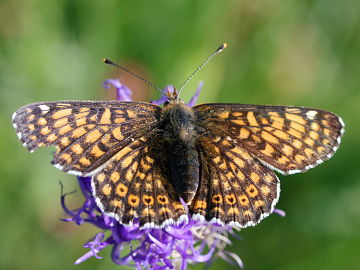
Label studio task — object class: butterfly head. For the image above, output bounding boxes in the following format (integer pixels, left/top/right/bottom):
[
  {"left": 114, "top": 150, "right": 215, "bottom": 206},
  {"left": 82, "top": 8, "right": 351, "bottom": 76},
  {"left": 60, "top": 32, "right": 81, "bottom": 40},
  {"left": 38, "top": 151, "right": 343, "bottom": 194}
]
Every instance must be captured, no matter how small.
[
  {"left": 162, "top": 85, "right": 188, "bottom": 107},
  {"left": 104, "top": 43, "right": 227, "bottom": 106},
  {"left": 164, "top": 85, "right": 179, "bottom": 101}
]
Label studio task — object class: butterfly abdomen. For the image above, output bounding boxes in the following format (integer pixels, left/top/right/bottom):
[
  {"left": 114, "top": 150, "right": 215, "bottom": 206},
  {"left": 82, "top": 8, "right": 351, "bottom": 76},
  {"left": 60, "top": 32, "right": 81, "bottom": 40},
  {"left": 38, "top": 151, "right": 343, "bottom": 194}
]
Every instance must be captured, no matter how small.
[{"left": 159, "top": 101, "right": 200, "bottom": 203}]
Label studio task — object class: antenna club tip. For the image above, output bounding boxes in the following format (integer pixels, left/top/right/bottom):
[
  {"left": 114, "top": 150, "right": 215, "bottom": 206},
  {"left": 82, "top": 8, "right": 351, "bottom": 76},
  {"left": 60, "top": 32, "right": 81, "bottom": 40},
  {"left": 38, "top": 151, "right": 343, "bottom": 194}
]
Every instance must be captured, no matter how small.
[
  {"left": 102, "top": 58, "right": 113, "bottom": 64},
  {"left": 216, "top": 43, "right": 228, "bottom": 52}
]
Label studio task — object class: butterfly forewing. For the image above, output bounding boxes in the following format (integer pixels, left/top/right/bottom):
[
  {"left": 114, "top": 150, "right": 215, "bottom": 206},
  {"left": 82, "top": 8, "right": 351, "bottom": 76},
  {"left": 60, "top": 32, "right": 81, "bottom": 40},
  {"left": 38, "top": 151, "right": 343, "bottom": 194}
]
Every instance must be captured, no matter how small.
[
  {"left": 194, "top": 104, "right": 344, "bottom": 175},
  {"left": 12, "top": 101, "right": 161, "bottom": 175}
]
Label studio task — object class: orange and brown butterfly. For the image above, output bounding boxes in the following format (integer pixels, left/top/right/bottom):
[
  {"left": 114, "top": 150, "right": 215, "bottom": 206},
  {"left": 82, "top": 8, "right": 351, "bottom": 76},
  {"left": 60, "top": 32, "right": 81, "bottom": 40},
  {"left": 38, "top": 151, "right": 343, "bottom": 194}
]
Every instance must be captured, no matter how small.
[{"left": 11, "top": 45, "right": 345, "bottom": 229}]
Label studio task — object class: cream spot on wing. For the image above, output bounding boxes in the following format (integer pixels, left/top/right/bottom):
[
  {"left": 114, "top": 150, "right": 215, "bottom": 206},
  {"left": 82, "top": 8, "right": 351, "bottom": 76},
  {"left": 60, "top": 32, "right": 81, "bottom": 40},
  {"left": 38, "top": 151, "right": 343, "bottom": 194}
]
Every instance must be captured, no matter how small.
[
  {"left": 306, "top": 110, "right": 318, "bottom": 119},
  {"left": 38, "top": 105, "right": 50, "bottom": 113}
]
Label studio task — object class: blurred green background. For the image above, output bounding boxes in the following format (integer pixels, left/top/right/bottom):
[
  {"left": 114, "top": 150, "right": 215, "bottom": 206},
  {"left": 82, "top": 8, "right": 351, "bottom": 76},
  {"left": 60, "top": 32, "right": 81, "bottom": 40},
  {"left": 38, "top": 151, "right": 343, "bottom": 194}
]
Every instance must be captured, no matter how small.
[{"left": 1, "top": 0, "right": 359, "bottom": 269}]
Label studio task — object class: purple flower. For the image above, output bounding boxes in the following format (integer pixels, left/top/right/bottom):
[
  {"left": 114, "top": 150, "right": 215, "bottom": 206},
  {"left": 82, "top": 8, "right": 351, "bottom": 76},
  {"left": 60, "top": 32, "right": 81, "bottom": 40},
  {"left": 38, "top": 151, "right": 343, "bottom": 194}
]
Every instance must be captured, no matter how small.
[
  {"left": 62, "top": 177, "right": 244, "bottom": 269},
  {"left": 61, "top": 79, "right": 284, "bottom": 269},
  {"left": 103, "top": 79, "right": 132, "bottom": 101}
]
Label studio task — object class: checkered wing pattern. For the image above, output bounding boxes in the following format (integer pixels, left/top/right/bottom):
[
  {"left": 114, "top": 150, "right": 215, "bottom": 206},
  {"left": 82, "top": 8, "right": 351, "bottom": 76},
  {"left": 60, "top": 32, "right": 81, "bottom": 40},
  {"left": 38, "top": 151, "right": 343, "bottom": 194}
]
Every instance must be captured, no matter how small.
[
  {"left": 191, "top": 135, "right": 280, "bottom": 227},
  {"left": 92, "top": 137, "right": 187, "bottom": 228},
  {"left": 13, "top": 101, "right": 187, "bottom": 227},
  {"left": 194, "top": 104, "right": 344, "bottom": 175},
  {"left": 12, "top": 101, "right": 161, "bottom": 176}
]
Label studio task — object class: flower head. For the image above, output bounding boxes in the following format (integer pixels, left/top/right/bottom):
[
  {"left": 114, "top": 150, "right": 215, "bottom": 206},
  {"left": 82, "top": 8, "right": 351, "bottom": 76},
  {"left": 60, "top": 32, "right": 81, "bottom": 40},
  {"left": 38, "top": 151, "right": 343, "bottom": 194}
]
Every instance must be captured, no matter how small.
[{"left": 62, "top": 176, "right": 243, "bottom": 269}]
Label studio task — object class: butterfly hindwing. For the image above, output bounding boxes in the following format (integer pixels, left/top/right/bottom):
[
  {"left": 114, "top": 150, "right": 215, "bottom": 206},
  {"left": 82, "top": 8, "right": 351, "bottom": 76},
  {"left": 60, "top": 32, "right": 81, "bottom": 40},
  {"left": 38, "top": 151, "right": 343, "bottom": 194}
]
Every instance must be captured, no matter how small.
[
  {"left": 194, "top": 103, "right": 344, "bottom": 175},
  {"left": 92, "top": 137, "right": 187, "bottom": 228},
  {"left": 12, "top": 101, "right": 161, "bottom": 175},
  {"left": 191, "top": 135, "right": 279, "bottom": 227}
]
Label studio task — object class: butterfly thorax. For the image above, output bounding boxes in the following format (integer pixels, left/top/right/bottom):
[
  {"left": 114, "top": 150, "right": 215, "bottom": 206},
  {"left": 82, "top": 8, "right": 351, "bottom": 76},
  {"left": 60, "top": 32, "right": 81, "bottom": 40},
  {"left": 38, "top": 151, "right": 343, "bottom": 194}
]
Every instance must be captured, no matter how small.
[
  {"left": 161, "top": 99, "right": 196, "bottom": 141},
  {"left": 157, "top": 100, "right": 199, "bottom": 204}
]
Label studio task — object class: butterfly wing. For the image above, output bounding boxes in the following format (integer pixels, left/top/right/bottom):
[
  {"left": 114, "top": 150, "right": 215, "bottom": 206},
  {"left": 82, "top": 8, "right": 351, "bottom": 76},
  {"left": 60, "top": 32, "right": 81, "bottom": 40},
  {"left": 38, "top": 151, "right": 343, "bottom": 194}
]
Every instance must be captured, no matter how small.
[
  {"left": 194, "top": 103, "right": 344, "bottom": 175},
  {"left": 92, "top": 136, "right": 187, "bottom": 228},
  {"left": 12, "top": 101, "right": 161, "bottom": 176},
  {"left": 12, "top": 100, "right": 187, "bottom": 227},
  {"left": 191, "top": 135, "right": 280, "bottom": 227}
]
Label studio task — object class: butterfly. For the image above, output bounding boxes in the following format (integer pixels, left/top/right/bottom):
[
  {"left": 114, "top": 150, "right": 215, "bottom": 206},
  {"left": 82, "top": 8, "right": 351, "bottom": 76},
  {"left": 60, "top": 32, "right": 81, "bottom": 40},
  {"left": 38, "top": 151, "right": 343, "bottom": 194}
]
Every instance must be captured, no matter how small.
[{"left": 12, "top": 86, "right": 344, "bottom": 229}]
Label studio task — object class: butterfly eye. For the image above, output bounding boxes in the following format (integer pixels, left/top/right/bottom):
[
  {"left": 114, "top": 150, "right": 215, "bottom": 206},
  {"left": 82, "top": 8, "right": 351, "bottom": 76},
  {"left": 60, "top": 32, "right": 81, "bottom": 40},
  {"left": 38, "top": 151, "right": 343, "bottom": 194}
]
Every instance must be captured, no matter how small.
[{"left": 164, "top": 101, "right": 170, "bottom": 106}]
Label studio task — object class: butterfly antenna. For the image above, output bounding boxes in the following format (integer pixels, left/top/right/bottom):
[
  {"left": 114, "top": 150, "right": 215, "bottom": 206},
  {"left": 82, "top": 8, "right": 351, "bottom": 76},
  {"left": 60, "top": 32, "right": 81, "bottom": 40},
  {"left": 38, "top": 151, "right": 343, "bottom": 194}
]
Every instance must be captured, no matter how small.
[
  {"left": 102, "top": 58, "right": 163, "bottom": 93},
  {"left": 177, "top": 43, "right": 227, "bottom": 96}
]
